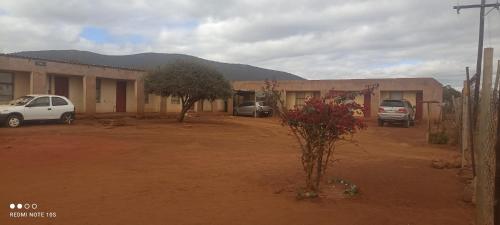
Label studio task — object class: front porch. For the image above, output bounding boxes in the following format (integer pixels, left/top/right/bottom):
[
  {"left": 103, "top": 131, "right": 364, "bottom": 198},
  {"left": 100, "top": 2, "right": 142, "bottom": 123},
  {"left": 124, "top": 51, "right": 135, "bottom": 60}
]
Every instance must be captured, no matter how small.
[{"left": 0, "top": 70, "right": 144, "bottom": 116}]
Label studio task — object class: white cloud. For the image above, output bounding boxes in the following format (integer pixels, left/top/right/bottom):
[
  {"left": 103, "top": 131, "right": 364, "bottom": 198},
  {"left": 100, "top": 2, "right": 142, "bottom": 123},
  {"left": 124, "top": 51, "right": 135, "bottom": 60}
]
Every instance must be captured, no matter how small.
[{"left": 0, "top": 0, "right": 499, "bottom": 87}]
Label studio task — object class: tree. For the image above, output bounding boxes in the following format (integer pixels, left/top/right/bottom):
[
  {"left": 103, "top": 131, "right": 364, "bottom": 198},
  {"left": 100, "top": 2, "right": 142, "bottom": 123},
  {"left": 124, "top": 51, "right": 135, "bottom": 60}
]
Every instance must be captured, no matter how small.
[
  {"left": 262, "top": 80, "right": 373, "bottom": 196},
  {"left": 145, "top": 61, "right": 232, "bottom": 122}
]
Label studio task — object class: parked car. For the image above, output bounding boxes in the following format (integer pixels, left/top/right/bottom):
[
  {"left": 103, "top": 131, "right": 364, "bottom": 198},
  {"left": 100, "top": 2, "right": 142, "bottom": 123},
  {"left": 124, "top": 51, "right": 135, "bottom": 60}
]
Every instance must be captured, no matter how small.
[
  {"left": 0, "top": 95, "right": 75, "bottom": 128},
  {"left": 234, "top": 101, "right": 273, "bottom": 117},
  {"left": 377, "top": 99, "right": 415, "bottom": 128}
]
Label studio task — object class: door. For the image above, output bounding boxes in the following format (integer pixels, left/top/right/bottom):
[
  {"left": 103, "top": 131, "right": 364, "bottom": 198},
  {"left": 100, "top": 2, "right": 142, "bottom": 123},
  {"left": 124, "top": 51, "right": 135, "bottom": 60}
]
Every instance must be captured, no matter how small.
[
  {"left": 23, "top": 96, "right": 53, "bottom": 120},
  {"left": 54, "top": 77, "right": 69, "bottom": 97},
  {"left": 116, "top": 81, "right": 127, "bottom": 112},
  {"left": 51, "top": 96, "right": 70, "bottom": 119},
  {"left": 415, "top": 91, "right": 423, "bottom": 120},
  {"left": 363, "top": 93, "right": 371, "bottom": 117}
]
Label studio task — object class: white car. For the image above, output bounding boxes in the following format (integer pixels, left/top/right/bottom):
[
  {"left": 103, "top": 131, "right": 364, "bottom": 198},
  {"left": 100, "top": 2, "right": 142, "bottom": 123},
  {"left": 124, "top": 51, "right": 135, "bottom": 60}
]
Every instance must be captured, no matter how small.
[{"left": 0, "top": 95, "right": 75, "bottom": 128}]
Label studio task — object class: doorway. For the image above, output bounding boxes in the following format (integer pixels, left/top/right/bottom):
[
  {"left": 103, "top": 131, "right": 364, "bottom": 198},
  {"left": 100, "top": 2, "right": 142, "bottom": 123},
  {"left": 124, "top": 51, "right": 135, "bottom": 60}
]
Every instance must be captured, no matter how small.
[
  {"left": 54, "top": 77, "right": 69, "bottom": 97},
  {"left": 116, "top": 81, "right": 127, "bottom": 112}
]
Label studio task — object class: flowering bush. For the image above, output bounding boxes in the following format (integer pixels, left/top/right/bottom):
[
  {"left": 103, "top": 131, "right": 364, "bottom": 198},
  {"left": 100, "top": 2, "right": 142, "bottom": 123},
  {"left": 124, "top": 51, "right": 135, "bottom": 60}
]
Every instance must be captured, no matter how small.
[
  {"left": 284, "top": 97, "right": 366, "bottom": 193},
  {"left": 262, "top": 80, "right": 376, "bottom": 196}
]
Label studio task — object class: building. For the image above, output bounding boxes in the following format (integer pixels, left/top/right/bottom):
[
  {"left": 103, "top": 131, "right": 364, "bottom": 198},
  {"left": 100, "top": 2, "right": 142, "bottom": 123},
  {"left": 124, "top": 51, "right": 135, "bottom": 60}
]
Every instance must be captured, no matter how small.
[
  {"left": 230, "top": 78, "right": 443, "bottom": 120},
  {"left": 0, "top": 54, "right": 146, "bottom": 115},
  {"left": 0, "top": 54, "right": 443, "bottom": 120}
]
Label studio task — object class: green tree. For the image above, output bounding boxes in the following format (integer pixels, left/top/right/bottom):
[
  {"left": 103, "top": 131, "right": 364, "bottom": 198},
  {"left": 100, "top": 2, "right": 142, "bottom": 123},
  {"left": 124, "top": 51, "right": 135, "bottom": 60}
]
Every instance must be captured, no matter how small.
[{"left": 145, "top": 61, "right": 232, "bottom": 122}]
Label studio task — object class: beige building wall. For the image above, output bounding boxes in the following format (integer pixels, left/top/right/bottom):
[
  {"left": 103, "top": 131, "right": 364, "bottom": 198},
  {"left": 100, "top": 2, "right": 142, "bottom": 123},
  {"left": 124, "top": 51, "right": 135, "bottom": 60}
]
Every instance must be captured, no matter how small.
[
  {"left": 96, "top": 79, "right": 117, "bottom": 113},
  {"left": 202, "top": 99, "right": 213, "bottom": 112},
  {"left": 13, "top": 72, "right": 30, "bottom": 98},
  {"left": 68, "top": 76, "right": 84, "bottom": 113},
  {"left": 144, "top": 94, "right": 161, "bottom": 113},
  {"left": 126, "top": 80, "right": 137, "bottom": 113},
  {"left": 167, "top": 96, "right": 183, "bottom": 112},
  {"left": 213, "top": 99, "right": 225, "bottom": 112}
]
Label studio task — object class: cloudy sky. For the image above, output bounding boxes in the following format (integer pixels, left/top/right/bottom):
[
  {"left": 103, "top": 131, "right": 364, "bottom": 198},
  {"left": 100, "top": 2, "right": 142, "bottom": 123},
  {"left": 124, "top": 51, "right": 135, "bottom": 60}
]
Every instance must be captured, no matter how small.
[{"left": 0, "top": 0, "right": 499, "bottom": 87}]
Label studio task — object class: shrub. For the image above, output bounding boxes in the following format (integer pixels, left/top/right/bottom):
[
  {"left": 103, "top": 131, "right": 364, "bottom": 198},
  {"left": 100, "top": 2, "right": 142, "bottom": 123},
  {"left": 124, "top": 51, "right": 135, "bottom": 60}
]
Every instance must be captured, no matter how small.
[
  {"left": 262, "top": 80, "right": 375, "bottom": 194},
  {"left": 284, "top": 98, "right": 366, "bottom": 193},
  {"left": 429, "top": 131, "right": 449, "bottom": 144}
]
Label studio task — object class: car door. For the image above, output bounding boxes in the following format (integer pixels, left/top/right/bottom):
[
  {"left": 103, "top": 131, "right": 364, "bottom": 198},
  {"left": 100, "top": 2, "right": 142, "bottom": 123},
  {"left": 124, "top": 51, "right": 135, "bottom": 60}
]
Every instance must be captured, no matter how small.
[
  {"left": 23, "top": 96, "right": 53, "bottom": 120},
  {"left": 237, "top": 102, "right": 248, "bottom": 115},
  {"left": 242, "top": 102, "right": 254, "bottom": 115},
  {"left": 51, "top": 96, "right": 70, "bottom": 119}
]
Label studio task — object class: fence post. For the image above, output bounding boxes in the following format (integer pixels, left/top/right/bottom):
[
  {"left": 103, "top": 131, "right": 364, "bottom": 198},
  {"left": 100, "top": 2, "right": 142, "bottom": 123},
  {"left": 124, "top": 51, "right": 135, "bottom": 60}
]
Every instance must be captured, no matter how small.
[
  {"left": 475, "top": 47, "right": 495, "bottom": 225},
  {"left": 466, "top": 68, "right": 476, "bottom": 176},
  {"left": 495, "top": 60, "right": 500, "bottom": 225},
  {"left": 462, "top": 81, "right": 470, "bottom": 168}
]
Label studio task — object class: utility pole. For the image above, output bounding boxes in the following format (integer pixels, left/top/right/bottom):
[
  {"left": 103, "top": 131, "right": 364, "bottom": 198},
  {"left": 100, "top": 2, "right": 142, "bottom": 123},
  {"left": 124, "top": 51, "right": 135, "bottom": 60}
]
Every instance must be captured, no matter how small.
[
  {"left": 454, "top": 2, "right": 500, "bottom": 225},
  {"left": 454, "top": 0, "right": 500, "bottom": 126}
]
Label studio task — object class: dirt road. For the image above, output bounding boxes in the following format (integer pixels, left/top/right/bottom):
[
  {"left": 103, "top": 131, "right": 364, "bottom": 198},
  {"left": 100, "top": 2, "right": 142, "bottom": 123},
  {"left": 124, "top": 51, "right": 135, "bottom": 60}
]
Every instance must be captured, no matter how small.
[{"left": 0, "top": 116, "right": 472, "bottom": 225}]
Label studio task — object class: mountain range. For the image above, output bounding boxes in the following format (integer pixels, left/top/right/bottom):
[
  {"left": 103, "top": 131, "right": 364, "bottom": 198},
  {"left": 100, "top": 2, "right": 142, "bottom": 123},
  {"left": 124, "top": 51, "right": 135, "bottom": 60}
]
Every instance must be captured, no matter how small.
[{"left": 11, "top": 50, "right": 305, "bottom": 81}]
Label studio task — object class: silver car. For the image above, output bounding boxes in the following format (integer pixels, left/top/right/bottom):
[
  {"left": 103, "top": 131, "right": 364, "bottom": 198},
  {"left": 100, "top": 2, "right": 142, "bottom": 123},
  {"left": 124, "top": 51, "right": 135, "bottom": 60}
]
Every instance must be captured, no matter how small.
[
  {"left": 234, "top": 101, "right": 273, "bottom": 117},
  {"left": 377, "top": 99, "right": 415, "bottom": 128}
]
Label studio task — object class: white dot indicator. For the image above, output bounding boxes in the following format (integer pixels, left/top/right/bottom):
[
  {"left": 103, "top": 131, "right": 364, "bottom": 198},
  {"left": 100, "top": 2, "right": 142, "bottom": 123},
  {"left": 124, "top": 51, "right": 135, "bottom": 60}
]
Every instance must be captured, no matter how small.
[
  {"left": 9, "top": 204, "right": 15, "bottom": 209},
  {"left": 17, "top": 204, "right": 22, "bottom": 209}
]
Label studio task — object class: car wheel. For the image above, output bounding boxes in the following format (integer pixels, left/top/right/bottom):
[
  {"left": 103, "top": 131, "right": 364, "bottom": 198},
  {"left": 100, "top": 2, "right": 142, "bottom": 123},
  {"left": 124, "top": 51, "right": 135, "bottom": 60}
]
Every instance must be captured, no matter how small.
[
  {"left": 60, "top": 112, "right": 74, "bottom": 125},
  {"left": 378, "top": 119, "right": 384, "bottom": 127},
  {"left": 6, "top": 114, "right": 22, "bottom": 128}
]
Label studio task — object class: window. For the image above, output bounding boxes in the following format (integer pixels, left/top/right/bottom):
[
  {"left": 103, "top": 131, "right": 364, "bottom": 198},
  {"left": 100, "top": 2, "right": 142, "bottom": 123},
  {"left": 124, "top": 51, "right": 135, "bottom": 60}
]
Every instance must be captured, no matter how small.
[
  {"left": 389, "top": 91, "right": 403, "bottom": 100},
  {"left": 0, "top": 73, "right": 13, "bottom": 104},
  {"left": 28, "top": 97, "right": 50, "bottom": 107},
  {"left": 96, "top": 79, "right": 101, "bottom": 103},
  {"left": 52, "top": 97, "right": 68, "bottom": 106},
  {"left": 171, "top": 96, "right": 180, "bottom": 104},
  {"left": 239, "top": 102, "right": 253, "bottom": 107},
  {"left": 295, "top": 92, "right": 306, "bottom": 107},
  {"left": 10, "top": 96, "right": 34, "bottom": 106},
  {"left": 381, "top": 100, "right": 404, "bottom": 107}
]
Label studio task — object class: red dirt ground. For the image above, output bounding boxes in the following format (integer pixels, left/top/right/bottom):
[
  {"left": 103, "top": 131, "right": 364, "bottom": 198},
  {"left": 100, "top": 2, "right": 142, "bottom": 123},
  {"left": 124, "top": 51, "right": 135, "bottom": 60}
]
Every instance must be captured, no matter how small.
[{"left": 0, "top": 115, "right": 473, "bottom": 225}]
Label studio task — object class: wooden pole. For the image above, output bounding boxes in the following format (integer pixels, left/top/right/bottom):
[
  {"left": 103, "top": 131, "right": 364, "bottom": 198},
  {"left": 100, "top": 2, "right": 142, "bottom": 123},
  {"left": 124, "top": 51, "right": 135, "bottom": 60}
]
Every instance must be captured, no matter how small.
[
  {"left": 476, "top": 47, "right": 495, "bottom": 225},
  {"left": 494, "top": 60, "right": 500, "bottom": 225},
  {"left": 494, "top": 60, "right": 500, "bottom": 103},
  {"left": 462, "top": 82, "right": 469, "bottom": 168},
  {"left": 466, "top": 68, "right": 476, "bottom": 176},
  {"left": 427, "top": 102, "right": 431, "bottom": 143}
]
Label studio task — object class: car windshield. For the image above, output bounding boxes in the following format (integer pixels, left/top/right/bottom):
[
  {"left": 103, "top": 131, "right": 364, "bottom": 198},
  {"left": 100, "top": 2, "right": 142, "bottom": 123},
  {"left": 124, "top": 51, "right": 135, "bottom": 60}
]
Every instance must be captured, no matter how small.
[
  {"left": 8, "top": 96, "right": 35, "bottom": 106},
  {"left": 381, "top": 100, "right": 404, "bottom": 107}
]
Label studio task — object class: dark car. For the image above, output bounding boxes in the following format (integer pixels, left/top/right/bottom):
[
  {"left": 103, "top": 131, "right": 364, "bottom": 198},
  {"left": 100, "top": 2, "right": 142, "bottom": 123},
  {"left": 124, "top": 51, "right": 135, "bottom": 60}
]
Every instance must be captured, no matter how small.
[{"left": 234, "top": 101, "right": 273, "bottom": 117}]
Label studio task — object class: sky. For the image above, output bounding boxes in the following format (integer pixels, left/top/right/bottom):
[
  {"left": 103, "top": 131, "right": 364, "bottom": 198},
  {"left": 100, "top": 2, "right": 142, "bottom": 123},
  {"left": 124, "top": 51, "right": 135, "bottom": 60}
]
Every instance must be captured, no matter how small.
[{"left": 0, "top": 0, "right": 499, "bottom": 88}]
